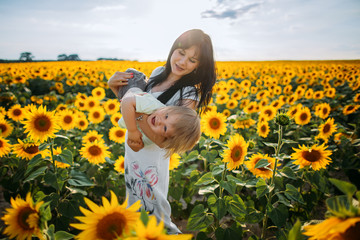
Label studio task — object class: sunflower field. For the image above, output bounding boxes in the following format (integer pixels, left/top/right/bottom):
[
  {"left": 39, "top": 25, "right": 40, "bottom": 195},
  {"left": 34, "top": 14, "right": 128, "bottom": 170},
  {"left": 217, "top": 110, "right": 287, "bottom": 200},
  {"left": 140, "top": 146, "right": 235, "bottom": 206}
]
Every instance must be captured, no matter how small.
[{"left": 0, "top": 60, "right": 359, "bottom": 240}]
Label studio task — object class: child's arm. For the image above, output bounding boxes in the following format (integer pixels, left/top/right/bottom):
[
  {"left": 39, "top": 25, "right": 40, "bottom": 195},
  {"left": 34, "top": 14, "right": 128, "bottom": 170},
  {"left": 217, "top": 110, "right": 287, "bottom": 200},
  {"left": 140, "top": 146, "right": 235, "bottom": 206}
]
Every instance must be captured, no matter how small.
[{"left": 121, "top": 90, "right": 144, "bottom": 151}]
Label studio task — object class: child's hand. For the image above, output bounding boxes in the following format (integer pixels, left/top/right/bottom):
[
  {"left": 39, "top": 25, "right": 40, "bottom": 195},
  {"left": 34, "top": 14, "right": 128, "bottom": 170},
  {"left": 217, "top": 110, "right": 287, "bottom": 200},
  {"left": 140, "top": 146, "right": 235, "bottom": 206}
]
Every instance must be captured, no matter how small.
[
  {"left": 128, "top": 139, "right": 144, "bottom": 152},
  {"left": 127, "top": 130, "right": 144, "bottom": 152}
]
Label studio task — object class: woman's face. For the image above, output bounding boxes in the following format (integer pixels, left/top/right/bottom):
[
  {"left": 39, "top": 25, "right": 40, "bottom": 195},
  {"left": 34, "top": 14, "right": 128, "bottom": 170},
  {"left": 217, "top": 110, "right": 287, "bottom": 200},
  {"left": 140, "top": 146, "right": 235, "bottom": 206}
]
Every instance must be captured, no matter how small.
[{"left": 170, "top": 45, "right": 200, "bottom": 79}]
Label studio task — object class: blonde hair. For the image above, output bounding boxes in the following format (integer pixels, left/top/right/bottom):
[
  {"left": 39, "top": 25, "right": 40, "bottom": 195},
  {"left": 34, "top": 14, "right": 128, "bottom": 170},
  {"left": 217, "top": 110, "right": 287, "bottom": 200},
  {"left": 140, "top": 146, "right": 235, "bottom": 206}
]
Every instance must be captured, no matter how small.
[{"left": 161, "top": 106, "right": 201, "bottom": 157}]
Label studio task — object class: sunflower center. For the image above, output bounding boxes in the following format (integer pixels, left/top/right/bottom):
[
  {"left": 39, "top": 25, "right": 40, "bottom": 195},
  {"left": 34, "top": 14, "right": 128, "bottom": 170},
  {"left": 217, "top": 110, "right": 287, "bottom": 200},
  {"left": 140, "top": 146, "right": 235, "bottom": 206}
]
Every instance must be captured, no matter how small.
[
  {"left": 116, "top": 130, "right": 124, "bottom": 138},
  {"left": 347, "top": 106, "right": 354, "bottom": 111},
  {"left": 343, "top": 222, "right": 360, "bottom": 240},
  {"left": 88, "top": 145, "right": 101, "bottom": 156},
  {"left": 88, "top": 136, "right": 98, "bottom": 142},
  {"left": 13, "top": 109, "right": 22, "bottom": 116},
  {"left": 231, "top": 146, "right": 243, "bottom": 162},
  {"left": 79, "top": 120, "right": 85, "bottom": 126},
  {"left": 96, "top": 212, "right": 126, "bottom": 240},
  {"left": 79, "top": 102, "right": 85, "bottom": 107},
  {"left": 109, "top": 104, "right": 115, "bottom": 110},
  {"left": 64, "top": 116, "right": 73, "bottom": 124},
  {"left": 323, "top": 123, "right": 330, "bottom": 134},
  {"left": 0, "top": 140, "right": 3, "bottom": 147},
  {"left": 261, "top": 125, "right": 267, "bottom": 132},
  {"left": 89, "top": 101, "right": 95, "bottom": 107},
  {"left": 322, "top": 108, "right": 328, "bottom": 115},
  {"left": 0, "top": 124, "right": 7, "bottom": 132},
  {"left": 210, "top": 118, "right": 220, "bottom": 130},
  {"left": 34, "top": 116, "right": 51, "bottom": 132},
  {"left": 93, "top": 112, "right": 100, "bottom": 118},
  {"left": 302, "top": 149, "right": 321, "bottom": 162},
  {"left": 300, "top": 113, "right": 308, "bottom": 121},
  {"left": 17, "top": 207, "right": 36, "bottom": 230},
  {"left": 23, "top": 145, "right": 39, "bottom": 154},
  {"left": 264, "top": 110, "right": 272, "bottom": 117}
]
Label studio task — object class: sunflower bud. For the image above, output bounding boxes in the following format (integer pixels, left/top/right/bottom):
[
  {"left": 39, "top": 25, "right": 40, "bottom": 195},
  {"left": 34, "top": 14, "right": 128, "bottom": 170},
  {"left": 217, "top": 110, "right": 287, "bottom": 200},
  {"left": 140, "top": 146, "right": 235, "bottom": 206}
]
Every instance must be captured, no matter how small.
[
  {"left": 275, "top": 113, "right": 290, "bottom": 126},
  {"left": 248, "top": 140, "right": 256, "bottom": 149}
]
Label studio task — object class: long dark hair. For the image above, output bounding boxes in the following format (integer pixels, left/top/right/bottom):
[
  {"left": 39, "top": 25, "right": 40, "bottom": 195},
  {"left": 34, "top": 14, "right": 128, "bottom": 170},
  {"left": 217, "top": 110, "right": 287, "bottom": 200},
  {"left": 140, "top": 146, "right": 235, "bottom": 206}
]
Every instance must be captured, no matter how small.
[{"left": 145, "top": 29, "right": 216, "bottom": 113}]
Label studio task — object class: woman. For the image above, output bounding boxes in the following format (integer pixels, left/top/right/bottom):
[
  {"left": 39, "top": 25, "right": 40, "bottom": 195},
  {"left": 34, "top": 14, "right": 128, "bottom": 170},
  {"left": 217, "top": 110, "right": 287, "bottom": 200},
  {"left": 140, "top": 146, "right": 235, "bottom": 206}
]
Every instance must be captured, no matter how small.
[{"left": 108, "top": 29, "right": 216, "bottom": 234}]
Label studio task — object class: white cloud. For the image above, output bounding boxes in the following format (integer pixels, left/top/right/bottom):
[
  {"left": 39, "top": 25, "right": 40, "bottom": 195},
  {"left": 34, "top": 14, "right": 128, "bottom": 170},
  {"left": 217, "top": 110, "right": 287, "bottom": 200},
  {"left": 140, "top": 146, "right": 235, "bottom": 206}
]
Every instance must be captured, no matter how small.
[{"left": 91, "top": 5, "right": 127, "bottom": 12}]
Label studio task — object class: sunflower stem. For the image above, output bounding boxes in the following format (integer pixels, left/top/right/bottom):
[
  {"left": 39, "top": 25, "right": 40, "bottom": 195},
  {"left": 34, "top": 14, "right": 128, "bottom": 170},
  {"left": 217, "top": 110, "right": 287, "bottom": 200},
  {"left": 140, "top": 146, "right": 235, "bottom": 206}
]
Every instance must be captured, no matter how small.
[
  {"left": 261, "top": 124, "right": 283, "bottom": 239},
  {"left": 49, "top": 138, "right": 60, "bottom": 194}
]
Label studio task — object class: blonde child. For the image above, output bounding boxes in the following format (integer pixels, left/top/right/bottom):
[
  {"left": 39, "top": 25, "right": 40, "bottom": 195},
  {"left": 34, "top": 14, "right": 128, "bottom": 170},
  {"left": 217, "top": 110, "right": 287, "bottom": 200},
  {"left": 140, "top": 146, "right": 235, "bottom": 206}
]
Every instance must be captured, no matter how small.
[{"left": 119, "top": 87, "right": 201, "bottom": 156}]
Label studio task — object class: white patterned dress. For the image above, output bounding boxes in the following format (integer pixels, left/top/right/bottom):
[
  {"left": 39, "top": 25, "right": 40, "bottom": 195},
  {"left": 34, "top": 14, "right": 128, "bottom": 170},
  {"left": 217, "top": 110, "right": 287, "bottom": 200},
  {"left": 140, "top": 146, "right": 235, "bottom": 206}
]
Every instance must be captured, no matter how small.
[{"left": 121, "top": 67, "right": 198, "bottom": 234}]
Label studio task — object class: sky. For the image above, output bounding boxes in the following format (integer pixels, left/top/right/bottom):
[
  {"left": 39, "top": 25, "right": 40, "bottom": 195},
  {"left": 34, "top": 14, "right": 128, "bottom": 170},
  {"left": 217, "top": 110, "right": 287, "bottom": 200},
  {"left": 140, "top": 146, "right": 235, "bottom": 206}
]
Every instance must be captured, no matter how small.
[{"left": 0, "top": 0, "right": 359, "bottom": 61}]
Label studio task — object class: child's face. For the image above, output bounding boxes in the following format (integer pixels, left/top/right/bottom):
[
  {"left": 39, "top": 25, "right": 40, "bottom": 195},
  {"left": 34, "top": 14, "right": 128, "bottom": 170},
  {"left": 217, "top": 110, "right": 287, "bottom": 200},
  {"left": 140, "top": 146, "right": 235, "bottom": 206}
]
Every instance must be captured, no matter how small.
[{"left": 147, "top": 108, "right": 178, "bottom": 139}]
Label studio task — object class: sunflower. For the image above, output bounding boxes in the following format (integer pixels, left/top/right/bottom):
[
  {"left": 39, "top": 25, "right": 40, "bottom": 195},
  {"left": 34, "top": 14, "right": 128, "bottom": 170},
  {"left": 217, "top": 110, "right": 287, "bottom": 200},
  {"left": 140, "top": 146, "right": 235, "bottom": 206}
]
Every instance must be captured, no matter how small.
[
  {"left": 75, "top": 95, "right": 88, "bottom": 111},
  {"left": 110, "top": 112, "right": 123, "bottom": 126},
  {"left": 215, "top": 94, "right": 230, "bottom": 105},
  {"left": 343, "top": 104, "right": 360, "bottom": 115},
  {"left": 354, "top": 93, "right": 360, "bottom": 102},
  {"left": 80, "top": 140, "right": 110, "bottom": 164},
  {"left": 92, "top": 87, "right": 106, "bottom": 100},
  {"left": 1, "top": 193, "right": 44, "bottom": 240},
  {"left": 303, "top": 216, "right": 360, "bottom": 240},
  {"left": 86, "top": 96, "right": 100, "bottom": 110},
  {"left": 77, "top": 117, "right": 89, "bottom": 131},
  {"left": 169, "top": 153, "right": 181, "bottom": 170},
  {"left": 53, "top": 147, "right": 71, "bottom": 168},
  {"left": 0, "top": 106, "right": 6, "bottom": 116},
  {"left": 287, "top": 94, "right": 298, "bottom": 105},
  {"left": 231, "top": 90, "right": 242, "bottom": 100},
  {"left": 82, "top": 130, "right": 105, "bottom": 144},
  {"left": 283, "top": 85, "right": 293, "bottom": 95},
  {"left": 315, "top": 103, "right": 331, "bottom": 119},
  {"left": 7, "top": 104, "right": 26, "bottom": 122},
  {"left": 71, "top": 191, "right": 141, "bottom": 240},
  {"left": 226, "top": 99, "right": 238, "bottom": 110},
  {"left": 114, "top": 155, "right": 125, "bottom": 173},
  {"left": 22, "top": 105, "right": 60, "bottom": 143},
  {"left": 313, "top": 90, "right": 324, "bottom": 100},
  {"left": 222, "top": 134, "right": 248, "bottom": 170},
  {"left": 201, "top": 111, "right": 227, "bottom": 139},
  {"left": 88, "top": 107, "right": 106, "bottom": 124},
  {"left": 0, "top": 136, "right": 11, "bottom": 157},
  {"left": 132, "top": 215, "right": 193, "bottom": 240},
  {"left": 233, "top": 118, "right": 256, "bottom": 129},
  {"left": 316, "top": 118, "right": 337, "bottom": 141},
  {"left": 0, "top": 118, "right": 14, "bottom": 138},
  {"left": 257, "top": 121, "right": 270, "bottom": 138},
  {"left": 243, "top": 101, "right": 258, "bottom": 114},
  {"left": 259, "top": 105, "right": 277, "bottom": 121},
  {"left": 109, "top": 126, "right": 126, "bottom": 144},
  {"left": 239, "top": 99, "right": 249, "bottom": 109},
  {"left": 325, "top": 87, "right": 336, "bottom": 98},
  {"left": 245, "top": 153, "right": 276, "bottom": 179},
  {"left": 305, "top": 89, "right": 314, "bottom": 99},
  {"left": 294, "top": 107, "right": 311, "bottom": 125},
  {"left": 222, "top": 109, "right": 231, "bottom": 117},
  {"left": 12, "top": 139, "right": 41, "bottom": 160},
  {"left": 57, "top": 109, "right": 77, "bottom": 130},
  {"left": 103, "top": 99, "right": 120, "bottom": 115},
  {"left": 291, "top": 143, "right": 332, "bottom": 170}
]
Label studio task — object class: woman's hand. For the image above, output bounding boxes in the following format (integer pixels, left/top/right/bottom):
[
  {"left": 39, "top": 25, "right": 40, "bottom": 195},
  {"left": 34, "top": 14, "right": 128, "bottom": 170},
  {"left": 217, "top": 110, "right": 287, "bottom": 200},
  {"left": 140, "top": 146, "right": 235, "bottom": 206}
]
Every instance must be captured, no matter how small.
[{"left": 107, "top": 71, "right": 133, "bottom": 97}]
